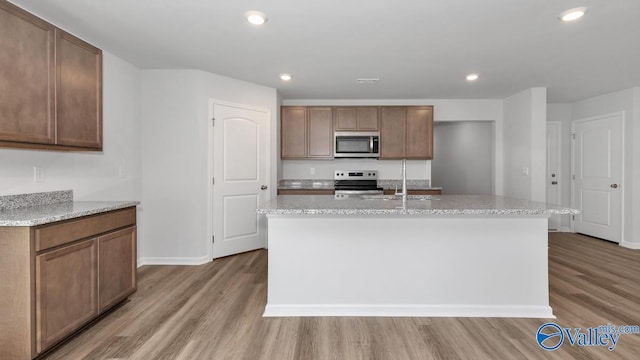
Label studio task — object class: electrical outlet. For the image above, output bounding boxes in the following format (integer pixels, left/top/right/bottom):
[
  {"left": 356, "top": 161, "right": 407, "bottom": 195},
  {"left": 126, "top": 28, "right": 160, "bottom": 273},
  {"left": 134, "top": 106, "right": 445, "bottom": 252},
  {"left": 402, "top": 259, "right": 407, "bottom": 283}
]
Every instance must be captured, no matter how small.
[
  {"left": 310, "top": 167, "right": 316, "bottom": 175},
  {"left": 521, "top": 167, "right": 529, "bottom": 176},
  {"left": 118, "top": 166, "right": 125, "bottom": 178},
  {"left": 33, "top": 167, "right": 45, "bottom": 183}
]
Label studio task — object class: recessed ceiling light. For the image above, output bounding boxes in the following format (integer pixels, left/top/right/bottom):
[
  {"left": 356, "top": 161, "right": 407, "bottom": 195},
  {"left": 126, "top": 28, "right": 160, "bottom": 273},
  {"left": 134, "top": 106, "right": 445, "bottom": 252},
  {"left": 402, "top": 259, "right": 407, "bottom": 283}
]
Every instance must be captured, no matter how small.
[
  {"left": 559, "top": 7, "right": 588, "bottom": 22},
  {"left": 280, "top": 74, "right": 292, "bottom": 81},
  {"left": 245, "top": 11, "right": 267, "bottom": 25},
  {"left": 356, "top": 78, "right": 379, "bottom": 84},
  {"left": 466, "top": 73, "right": 479, "bottom": 81}
]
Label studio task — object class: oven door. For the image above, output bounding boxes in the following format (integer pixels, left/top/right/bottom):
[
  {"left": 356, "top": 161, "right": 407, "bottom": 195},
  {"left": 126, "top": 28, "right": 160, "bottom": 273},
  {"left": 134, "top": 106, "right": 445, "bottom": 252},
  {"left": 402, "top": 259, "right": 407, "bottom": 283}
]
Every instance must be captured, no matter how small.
[
  {"left": 334, "top": 189, "right": 384, "bottom": 199},
  {"left": 334, "top": 132, "right": 380, "bottom": 158}
]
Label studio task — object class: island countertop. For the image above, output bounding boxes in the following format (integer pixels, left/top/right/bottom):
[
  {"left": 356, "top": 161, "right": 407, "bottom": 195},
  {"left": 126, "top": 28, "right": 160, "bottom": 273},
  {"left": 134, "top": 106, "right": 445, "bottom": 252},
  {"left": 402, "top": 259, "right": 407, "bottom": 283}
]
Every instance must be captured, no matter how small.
[{"left": 257, "top": 194, "right": 580, "bottom": 216}]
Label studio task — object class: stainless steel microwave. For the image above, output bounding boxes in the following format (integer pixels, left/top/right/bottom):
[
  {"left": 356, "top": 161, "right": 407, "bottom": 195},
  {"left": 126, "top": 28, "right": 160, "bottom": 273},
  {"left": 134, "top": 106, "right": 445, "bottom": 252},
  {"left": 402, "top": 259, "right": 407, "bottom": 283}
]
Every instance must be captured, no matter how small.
[{"left": 334, "top": 132, "right": 380, "bottom": 158}]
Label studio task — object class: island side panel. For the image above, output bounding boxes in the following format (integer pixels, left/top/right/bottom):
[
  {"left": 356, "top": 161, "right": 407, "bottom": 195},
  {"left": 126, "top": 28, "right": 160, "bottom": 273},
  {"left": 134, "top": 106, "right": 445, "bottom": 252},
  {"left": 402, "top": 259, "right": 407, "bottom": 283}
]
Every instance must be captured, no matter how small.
[{"left": 265, "top": 214, "right": 552, "bottom": 318}]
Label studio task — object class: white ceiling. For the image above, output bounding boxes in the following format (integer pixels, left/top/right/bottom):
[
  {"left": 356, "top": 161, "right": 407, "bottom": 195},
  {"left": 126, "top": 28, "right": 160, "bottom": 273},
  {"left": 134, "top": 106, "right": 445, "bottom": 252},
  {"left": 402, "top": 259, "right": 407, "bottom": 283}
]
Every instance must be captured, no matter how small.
[{"left": 9, "top": 0, "right": 640, "bottom": 103}]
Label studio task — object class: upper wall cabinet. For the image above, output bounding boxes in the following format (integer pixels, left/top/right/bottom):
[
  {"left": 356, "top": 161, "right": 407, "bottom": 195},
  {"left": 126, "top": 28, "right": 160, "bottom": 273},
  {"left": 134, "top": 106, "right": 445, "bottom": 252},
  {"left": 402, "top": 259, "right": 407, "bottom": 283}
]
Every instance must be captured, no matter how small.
[
  {"left": 380, "top": 106, "right": 433, "bottom": 160},
  {"left": 334, "top": 107, "right": 379, "bottom": 131},
  {"left": 281, "top": 106, "right": 334, "bottom": 159},
  {"left": 0, "top": 1, "right": 102, "bottom": 151}
]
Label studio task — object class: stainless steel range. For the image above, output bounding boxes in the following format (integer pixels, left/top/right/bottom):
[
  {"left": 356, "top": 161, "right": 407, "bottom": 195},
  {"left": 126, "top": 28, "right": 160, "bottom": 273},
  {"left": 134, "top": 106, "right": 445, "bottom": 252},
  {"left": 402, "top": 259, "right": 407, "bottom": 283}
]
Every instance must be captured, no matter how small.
[{"left": 334, "top": 170, "right": 384, "bottom": 199}]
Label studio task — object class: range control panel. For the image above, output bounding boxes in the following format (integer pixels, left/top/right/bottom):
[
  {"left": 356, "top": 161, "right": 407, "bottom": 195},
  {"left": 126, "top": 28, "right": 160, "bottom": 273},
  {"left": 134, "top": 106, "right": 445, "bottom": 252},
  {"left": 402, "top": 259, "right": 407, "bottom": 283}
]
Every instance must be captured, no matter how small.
[{"left": 334, "top": 170, "right": 378, "bottom": 180}]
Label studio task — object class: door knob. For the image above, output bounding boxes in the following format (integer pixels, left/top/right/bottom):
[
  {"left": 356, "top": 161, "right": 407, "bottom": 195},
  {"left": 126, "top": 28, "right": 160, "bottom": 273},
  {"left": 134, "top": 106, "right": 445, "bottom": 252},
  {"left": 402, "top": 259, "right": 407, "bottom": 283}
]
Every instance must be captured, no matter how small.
[
  {"left": 551, "top": 181, "right": 558, "bottom": 185},
  {"left": 260, "top": 185, "right": 268, "bottom": 190},
  {"left": 610, "top": 184, "right": 618, "bottom": 189}
]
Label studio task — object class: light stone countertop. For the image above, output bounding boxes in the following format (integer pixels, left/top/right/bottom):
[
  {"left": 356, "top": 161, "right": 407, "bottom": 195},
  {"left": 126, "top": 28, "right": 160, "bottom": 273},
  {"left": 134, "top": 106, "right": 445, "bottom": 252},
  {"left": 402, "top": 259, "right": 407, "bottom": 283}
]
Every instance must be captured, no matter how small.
[
  {"left": 257, "top": 195, "right": 580, "bottom": 216},
  {"left": 0, "top": 190, "right": 139, "bottom": 226}
]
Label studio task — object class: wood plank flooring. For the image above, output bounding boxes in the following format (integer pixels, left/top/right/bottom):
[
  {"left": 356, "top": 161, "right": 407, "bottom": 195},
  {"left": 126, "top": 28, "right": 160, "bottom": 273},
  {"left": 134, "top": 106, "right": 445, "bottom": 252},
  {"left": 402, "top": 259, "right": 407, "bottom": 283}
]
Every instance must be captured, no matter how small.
[{"left": 44, "top": 233, "right": 640, "bottom": 359}]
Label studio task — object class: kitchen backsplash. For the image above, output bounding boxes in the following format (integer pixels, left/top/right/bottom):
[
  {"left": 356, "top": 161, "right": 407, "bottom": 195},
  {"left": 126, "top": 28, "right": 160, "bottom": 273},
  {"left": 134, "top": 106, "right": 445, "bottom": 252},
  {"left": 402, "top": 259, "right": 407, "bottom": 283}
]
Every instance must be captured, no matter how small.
[{"left": 281, "top": 159, "right": 431, "bottom": 180}]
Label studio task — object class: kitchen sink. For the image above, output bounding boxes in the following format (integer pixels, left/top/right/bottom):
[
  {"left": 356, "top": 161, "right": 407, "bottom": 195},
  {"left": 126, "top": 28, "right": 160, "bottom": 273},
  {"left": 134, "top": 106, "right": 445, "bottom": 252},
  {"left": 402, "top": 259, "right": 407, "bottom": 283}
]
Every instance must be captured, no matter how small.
[{"left": 360, "top": 195, "right": 438, "bottom": 201}]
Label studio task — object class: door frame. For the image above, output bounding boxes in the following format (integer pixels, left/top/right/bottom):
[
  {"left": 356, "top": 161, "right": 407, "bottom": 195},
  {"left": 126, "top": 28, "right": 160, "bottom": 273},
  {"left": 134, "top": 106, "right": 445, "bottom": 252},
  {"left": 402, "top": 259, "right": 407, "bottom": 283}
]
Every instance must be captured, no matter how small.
[
  {"left": 546, "top": 121, "right": 562, "bottom": 230},
  {"left": 570, "top": 111, "right": 625, "bottom": 242},
  {"left": 207, "top": 99, "right": 271, "bottom": 260}
]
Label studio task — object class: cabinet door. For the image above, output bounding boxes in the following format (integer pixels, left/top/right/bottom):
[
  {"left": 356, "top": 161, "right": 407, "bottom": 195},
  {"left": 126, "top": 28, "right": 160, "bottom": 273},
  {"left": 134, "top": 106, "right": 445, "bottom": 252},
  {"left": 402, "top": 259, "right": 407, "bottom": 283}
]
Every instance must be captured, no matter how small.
[
  {"left": 380, "top": 107, "right": 406, "bottom": 159},
  {"left": 55, "top": 29, "right": 102, "bottom": 149},
  {"left": 307, "top": 107, "right": 333, "bottom": 158},
  {"left": 356, "top": 107, "right": 379, "bottom": 131},
  {"left": 98, "top": 227, "right": 137, "bottom": 312},
  {"left": 406, "top": 106, "right": 433, "bottom": 159},
  {"left": 36, "top": 239, "right": 98, "bottom": 353},
  {"left": 281, "top": 107, "right": 307, "bottom": 159},
  {"left": 0, "top": 2, "right": 55, "bottom": 144},
  {"left": 334, "top": 107, "right": 357, "bottom": 131}
]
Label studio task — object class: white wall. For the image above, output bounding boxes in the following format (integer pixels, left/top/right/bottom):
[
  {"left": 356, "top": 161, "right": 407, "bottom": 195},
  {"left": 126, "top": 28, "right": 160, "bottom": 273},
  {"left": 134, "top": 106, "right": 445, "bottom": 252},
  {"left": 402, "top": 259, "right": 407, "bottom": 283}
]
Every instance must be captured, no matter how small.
[
  {"left": 571, "top": 87, "right": 640, "bottom": 248},
  {"left": 547, "top": 103, "right": 572, "bottom": 230},
  {"left": 281, "top": 99, "right": 504, "bottom": 192},
  {"left": 0, "top": 52, "right": 142, "bottom": 201},
  {"left": 502, "top": 88, "right": 547, "bottom": 201},
  {"left": 139, "top": 70, "right": 278, "bottom": 265}
]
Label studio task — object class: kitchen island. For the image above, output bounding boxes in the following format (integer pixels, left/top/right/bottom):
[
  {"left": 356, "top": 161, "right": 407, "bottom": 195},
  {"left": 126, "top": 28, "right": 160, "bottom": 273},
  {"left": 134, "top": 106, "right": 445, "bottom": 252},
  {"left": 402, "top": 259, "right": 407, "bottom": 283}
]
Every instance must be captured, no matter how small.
[{"left": 257, "top": 195, "right": 579, "bottom": 318}]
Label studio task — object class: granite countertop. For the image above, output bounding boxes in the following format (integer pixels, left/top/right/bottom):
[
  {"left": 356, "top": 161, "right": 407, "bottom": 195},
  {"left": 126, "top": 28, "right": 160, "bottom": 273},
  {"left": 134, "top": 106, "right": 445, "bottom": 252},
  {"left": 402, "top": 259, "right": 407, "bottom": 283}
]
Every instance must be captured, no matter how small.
[
  {"left": 257, "top": 195, "right": 580, "bottom": 216},
  {"left": 0, "top": 190, "right": 139, "bottom": 226},
  {"left": 278, "top": 179, "right": 442, "bottom": 191}
]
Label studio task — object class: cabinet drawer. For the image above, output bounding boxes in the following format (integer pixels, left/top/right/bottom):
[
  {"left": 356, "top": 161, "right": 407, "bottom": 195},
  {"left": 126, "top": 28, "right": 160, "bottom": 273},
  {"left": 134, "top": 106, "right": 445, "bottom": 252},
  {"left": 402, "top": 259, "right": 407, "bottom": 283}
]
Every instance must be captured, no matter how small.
[{"left": 35, "top": 207, "right": 136, "bottom": 252}]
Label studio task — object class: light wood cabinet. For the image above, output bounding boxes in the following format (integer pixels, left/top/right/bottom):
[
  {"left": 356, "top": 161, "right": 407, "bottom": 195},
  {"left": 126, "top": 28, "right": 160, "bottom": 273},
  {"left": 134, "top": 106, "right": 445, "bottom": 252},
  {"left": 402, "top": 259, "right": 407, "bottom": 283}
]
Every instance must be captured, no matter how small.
[
  {"left": 380, "top": 106, "right": 433, "bottom": 160},
  {"left": 334, "top": 107, "right": 379, "bottom": 131},
  {"left": 0, "top": 1, "right": 102, "bottom": 151},
  {"left": 0, "top": 207, "right": 137, "bottom": 359},
  {"left": 281, "top": 106, "right": 334, "bottom": 159}
]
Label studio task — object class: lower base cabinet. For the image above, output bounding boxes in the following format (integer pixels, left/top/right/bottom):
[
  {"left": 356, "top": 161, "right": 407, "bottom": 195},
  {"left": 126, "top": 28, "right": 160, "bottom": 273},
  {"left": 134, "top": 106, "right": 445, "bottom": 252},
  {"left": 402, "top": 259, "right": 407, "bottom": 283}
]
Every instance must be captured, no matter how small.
[{"left": 0, "top": 207, "right": 137, "bottom": 359}]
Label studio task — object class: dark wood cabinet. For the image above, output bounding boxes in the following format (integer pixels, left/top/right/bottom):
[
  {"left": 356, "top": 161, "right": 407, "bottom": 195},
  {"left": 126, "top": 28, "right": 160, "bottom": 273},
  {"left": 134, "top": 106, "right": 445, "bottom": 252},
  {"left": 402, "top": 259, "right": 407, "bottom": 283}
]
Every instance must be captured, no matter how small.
[
  {"left": 281, "top": 106, "right": 334, "bottom": 159},
  {"left": 0, "top": 1, "right": 55, "bottom": 145},
  {"left": 281, "top": 107, "right": 307, "bottom": 158},
  {"left": 334, "top": 107, "right": 379, "bottom": 131},
  {"left": 55, "top": 29, "right": 102, "bottom": 149},
  {"left": 0, "top": 1, "right": 102, "bottom": 151},
  {"left": 98, "top": 227, "right": 137, "bottom": 311},
  {"left": 380, "top": 106, "right": 433, "bottom": 160},
  {"left": 278, "top": 189, "right": 335, "bottom": 195},
  {"left": 307, "top": 107, "right": 333, "bottom": 158},
  {"left": 0, "top": 207, "right": 137, "bottom": 359},
  {"left": 380, "top": 107, "right": 407, "bottom": 159},
  {"left": 35, "top": 239, "right": 98, "bottom": 353}
]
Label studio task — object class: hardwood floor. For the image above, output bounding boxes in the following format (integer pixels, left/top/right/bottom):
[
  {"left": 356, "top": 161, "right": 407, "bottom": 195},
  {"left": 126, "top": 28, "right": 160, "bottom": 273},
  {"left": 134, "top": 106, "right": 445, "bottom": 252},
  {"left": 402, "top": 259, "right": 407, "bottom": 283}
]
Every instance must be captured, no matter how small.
[{"left": 44, "top": 233, "right": 640, "bottom": 360}]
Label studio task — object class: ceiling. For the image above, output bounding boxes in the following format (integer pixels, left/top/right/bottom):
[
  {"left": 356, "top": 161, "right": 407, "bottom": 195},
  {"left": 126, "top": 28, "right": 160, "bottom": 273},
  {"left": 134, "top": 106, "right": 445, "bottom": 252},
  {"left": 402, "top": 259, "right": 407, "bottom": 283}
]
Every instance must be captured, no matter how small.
[{"left": 9, "top": 0, "right": 640, "bottom": 103}]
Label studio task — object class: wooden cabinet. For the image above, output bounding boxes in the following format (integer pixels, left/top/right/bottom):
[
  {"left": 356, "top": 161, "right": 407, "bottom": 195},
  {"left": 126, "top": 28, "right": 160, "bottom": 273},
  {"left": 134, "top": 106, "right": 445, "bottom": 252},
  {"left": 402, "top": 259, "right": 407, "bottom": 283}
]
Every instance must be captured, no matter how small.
[
  {"left": 0, "top": 1, "right": 102, "bottom": 151},
  {"left": 55, "top": 29, "right": 102, "bottom": 149},
  {"left": 278, "top": 189, "right": 335, "bottom": 195},
  {"left": 98, "top": 227, "right": 136, "bottom": 311},
  {"left": 0, "top": 207, "right": 137, "bottom": 359},
  {"left": 334, "top": 107, "right": 379, "bottom": 131},
  {"left": 35, "top": 239, "right": 98, "bottom": 353},
  {"left": 308, "top": 107, "right": 333, "bottom": 158},
  {"left": 281, "top": 106, "right": 334, "bottom": 159},
  {"left": 383, "top": 189, "right": 441, "bottom": 195},
  {"left": 380, "top": 106, "right": 433, "bottom": 159}
]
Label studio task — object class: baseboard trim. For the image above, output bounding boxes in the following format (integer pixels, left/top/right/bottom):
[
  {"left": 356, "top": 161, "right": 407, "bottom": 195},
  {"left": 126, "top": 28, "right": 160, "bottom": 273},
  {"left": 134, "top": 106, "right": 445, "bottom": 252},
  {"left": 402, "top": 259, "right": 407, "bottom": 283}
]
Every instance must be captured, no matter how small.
[
  {"left": 137, "top": 256, "right": 211, "bottom": 267},
  {"left": 263, "top": 304, "right": 555, "bottom": 318},
  {"left": 558, "top": 226, "right": 572, "bottom": 232},
  {"left": 620, "top": 241, "right": 640, "bottom": 250}
]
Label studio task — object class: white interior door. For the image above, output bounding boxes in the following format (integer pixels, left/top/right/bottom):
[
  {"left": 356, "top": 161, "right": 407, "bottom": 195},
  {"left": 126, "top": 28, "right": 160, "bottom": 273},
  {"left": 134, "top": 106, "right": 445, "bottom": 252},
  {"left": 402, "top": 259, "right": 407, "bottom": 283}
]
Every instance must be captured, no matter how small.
[
  {"left": 572, "top": 113, "right": 623, "bottom": 243},
  {"left": 212, "top": 102, "right": 269, "bottom": 258},
  {"left": 546, "top": 122, "right": 561, "bottom": 230}
]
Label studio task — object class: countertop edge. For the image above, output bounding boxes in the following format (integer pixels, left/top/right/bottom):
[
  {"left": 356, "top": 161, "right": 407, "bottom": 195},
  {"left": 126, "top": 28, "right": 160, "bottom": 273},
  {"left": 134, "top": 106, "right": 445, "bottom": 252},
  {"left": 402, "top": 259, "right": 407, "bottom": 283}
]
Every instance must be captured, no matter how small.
[
  {"left": 257, "top": 209, "right": 579, "bottom": 216},
  {"left": 0, "top": 201, "right": 140, "bottom": 227}
]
